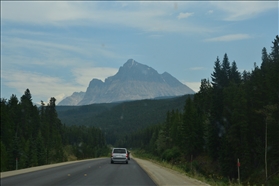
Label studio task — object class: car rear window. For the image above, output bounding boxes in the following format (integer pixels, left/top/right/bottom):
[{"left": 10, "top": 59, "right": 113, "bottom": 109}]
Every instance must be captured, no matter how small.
[{"left": 113, "top": 149, "right": 126, "bottom": 153}]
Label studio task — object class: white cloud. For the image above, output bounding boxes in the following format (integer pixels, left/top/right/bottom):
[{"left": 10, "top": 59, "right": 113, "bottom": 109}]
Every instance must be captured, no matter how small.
[
  {"left": 1, "top": 2, "right": 88, "bottom": 25},
  {"left": 2, "top": 33, "right": 124, "bottom": 68},
  {"left": 190, "top": 67, "right": 204, "bottom": 71},
  {"left": 207, "top": 10, "right": 214, "bottom": 14},
  {"left": 182, "top": 81, "right": 201, "bottom": 93},
  {"left": 211, "top": 1, "right": 277, "bottom": 21},
  {"left": 2, "top": 37, "right": 91, "bottom": 59},
  {"left": 177, "top": 12, "right": 194, "bottom": 19},
  {"left": 72, "top": 67, "right": 118, "bottom": 87},
  {"left": 1, "top": 2, "right": 213, "bottom": 34},
  {"left": 1, "top": 28, "right": 125, "bottom": 104},
  {"left": 1, "top": 66, "right": 118, "bottom": 104},
  {"left": 204, "top": 34, "right": 251, "bottom": 42},
  {"left": 148, "top": 34, "right": 163, "bottom": 38},
  {"left": 1, "top": 69, "right": 83, "bottom": 104}
]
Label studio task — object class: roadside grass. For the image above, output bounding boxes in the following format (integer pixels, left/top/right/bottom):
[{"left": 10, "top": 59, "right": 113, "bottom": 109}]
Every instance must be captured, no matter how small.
[
  {"left": 64, "top": 145, "right": 77, "bottom": 161},
  {"left": 132, "top": 149, "right": 243, "bottom": 186},
  {"left": 64, "top": 145, "right": 111, "bottom": 161}
]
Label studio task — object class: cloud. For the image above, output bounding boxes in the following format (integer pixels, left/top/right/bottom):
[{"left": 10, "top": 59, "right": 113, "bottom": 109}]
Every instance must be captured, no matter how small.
[
  {"left": 204, "top": 34, "right": 251, "bottom": 42},
  {"left": 72, "top": 67, "right": 118, "bottom": 87},
  {"left": 148, "top": 34, "right": 163, "bottom": 38},
  {"left": 190, "top": 67, "right": 204, "bottom": 71},
  {"left": 1, "top": 2, "right": 88, "bottom": 25},
  {"left": 177, "top": 12, "right": 194, "bottom": 19},
  {"left": 182, "top": 81, "right": 201, "bottom": 93},
  {"left": 2, "top": 37, "right": 91, "bottom": 60},
  {"left": 2, "top": 32, "right": 125, "bottom": 69},
  {"left": 1, "top": 66, "right": 119, "bottom": 104},
  {"left": 207, "top": 10, "right": 214, "bottom": 14},
  {"left": 1, "top": 28, "right": 125, "bottom": 104},
  {"left": 1, "top": 69, "right": 83, "bottom": 104},
  {"left": 211, "top": 1, "right": 277, "bottom": 21},
  {"left": 1, "top": 2, "right": 213, "bottom": 34}
]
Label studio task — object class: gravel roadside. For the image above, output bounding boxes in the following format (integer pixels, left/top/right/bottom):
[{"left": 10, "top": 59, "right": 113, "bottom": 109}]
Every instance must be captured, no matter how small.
[{"left": 133, "top": 157, "right": 210, "bottom": 186}]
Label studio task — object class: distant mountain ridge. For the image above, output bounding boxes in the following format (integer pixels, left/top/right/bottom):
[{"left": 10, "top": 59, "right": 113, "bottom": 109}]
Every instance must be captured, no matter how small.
[
  {"left": 56, "top": 94, "right": 193, "bottom": 144},
  {"left": 58, "top": 92, "right": 85, "bottom": 106},
  {"left": 58, "top": 59, "right": 195, "bottom": 105}
]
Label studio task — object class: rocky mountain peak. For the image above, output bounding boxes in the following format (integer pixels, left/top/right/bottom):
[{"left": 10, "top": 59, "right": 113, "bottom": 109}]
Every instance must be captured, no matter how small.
[
  {"left": 113, "top": 59, "right": 160, "bottom": 82},
  {"left": 89, "top": 78, "right": 104, "bottom": 87},
  {"left": 58, "top": 59, "right": 195, "bottom": 105},
  {"left": 123, "top": 59, "right": 137, "bottom": 68}
]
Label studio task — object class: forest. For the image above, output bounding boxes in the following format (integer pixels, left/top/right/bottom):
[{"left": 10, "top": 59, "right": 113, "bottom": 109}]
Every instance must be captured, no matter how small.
[
  {"left": 117, "top": 36, "right": 279, "bottom": 185},
  {"left": 56, "top": 94, "right": 193, "bottom": 145},
  {"left": 1, "top": 36, "right": 278, "bottom": 185},
  {"left": 1, "top": 91, "right": 109, "bottom": 172}
]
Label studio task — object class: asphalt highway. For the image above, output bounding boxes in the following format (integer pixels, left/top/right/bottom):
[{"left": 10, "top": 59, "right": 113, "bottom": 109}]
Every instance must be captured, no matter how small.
[{"left": 1, "top": 158, "right": 156, "bottom": 186}]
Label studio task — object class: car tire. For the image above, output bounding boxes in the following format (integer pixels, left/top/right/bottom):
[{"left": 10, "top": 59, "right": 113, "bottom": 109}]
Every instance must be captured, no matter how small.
[
  {"left": 111, "top": 161, "right": 113, "bottom": 164},
  {"left": 126, "top": 161, "right": 128, "bottom": 164}
]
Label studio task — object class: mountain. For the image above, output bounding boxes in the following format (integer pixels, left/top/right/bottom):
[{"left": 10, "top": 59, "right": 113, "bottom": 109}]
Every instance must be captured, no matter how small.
[
  {"left": 58, "top": 59, "right": 195, "bottom": 105},
  {"left": 58, "top": 91, "right": 85, "bottom": 106},
  {"left": 56, "top": 94, "right": 193, "bottom": 144}
]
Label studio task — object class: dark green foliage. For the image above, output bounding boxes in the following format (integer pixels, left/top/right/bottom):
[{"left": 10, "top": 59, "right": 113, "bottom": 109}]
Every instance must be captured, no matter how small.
[
  {"left": 1, "top": 36, "right": 278, "bottom": 185},
  {"left": 182, "top": 97, "right": 204, "bottom": 157},
  {"left": 1, "top": 90, "right": 109, "bottom": 171},
  {"left": 1, "top": 141, "right": 8, "bottom": 172},
  {"left": 162, "top": 147, "right": 180, "bottom": 161},
  {"left": 56, "top": 95, "right": 193, "bottom": 145},
  {"left": 36, "top": 131, "right": 46, "bottom": 166},
  {"left": 63, "top": 125, "right": 107, "bottom": 159},
  {"left": 120, "top": 35, "right": 279, "bottom": 185}
]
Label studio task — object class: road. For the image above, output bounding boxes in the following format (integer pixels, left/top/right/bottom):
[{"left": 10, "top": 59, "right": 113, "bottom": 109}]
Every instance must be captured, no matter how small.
[
  {"left": 1, "top": 157, "right": 209, "bottom": 186},
  {"left": 1, "top": 158, "right": 156, "bottom": 186}
]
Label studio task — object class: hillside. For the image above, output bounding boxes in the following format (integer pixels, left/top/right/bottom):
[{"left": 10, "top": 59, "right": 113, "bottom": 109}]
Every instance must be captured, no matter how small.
[
  {"left": 58, "top": 59, "right": 194, "bottom": 105},
  {"left": 56, "top": 94, "right": 193, "bottom": 144}
]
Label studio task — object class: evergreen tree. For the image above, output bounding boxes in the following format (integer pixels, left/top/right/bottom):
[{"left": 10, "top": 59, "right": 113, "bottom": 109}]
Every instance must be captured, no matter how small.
[
  {"left": 208, "top": 57, "right": 224, "bottom": 160},
  {"left": 1, "top": 141, "right": 8, "bottom": 172},
  {"left": 221, "top": 53, "right": 231, "bottom": 87},
  {"left": 230, "top": 61, "right": 241, "bottom": 84},
  {"left": 211, "top": 57, "right": 222, "bottom": 88},
  {"left": 195, "top": 78, "right": 212, "bottom": 114},
  {"left": 181, "top": 97, "right": 203, "bottom": 158},
  {"left": 36, "top": 130, "right": 46, "bottom": 166}
]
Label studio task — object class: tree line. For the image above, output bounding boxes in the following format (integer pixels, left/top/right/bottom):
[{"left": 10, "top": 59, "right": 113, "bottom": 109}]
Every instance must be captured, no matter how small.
[
  {"left": 119, "top": 36, "right": 279, "bottom": 185},
  {"left": 1, "top": 89, "right": 109, "bottom": 172},
  {"left": 56, "top": 94, "right": 191, "bottom": 145}
]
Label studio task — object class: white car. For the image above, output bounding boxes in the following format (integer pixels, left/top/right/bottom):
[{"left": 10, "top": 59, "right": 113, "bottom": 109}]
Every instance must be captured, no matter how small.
[{"left": 111, "top": 148, "right": 128, "bottom": 164}]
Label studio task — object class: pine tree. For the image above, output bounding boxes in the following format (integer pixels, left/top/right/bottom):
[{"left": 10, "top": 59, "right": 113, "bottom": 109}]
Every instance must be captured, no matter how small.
[
  {"left": 230, "top": 61, "right": 241, "bottom": 84},
  {"left": 1, "top": 141, "right": 8, "bottom": 171},
  {"left": 182, "top": 96, "right": 203, "bottom": 158},
  {"left": 195, "top": 78, "right": 212, "bottom": 114},
  {"left": 1, "top": 98, "right": 13, "bottom": 169},
  {"left": 208, "top": 57, "right": 224, "bottom": 160},
  {"left": 221, "top": 53, "right": 231, "bottom": 87},
  {"left": 36, "top": 130, "right": 46, "bottom": 166},
  {"left": 211, "top": 57, "right": 222, "bottom": 88}
]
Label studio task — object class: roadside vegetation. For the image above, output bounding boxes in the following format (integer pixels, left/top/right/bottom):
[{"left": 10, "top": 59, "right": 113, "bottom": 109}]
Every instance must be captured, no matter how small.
[
  {"left": 1, "top": 36, "right": 278, "bottom": 185},
  {"left": 118, "top": 36, "right": 279, "bottom": 186},
  {"left": 56, "top": 94, "right": 192, "bottom": 145},
  {"left": 1, "top": 92, "right": 110, "bottom": 172},
  {"left": 132, "top": 149, "right": 242, "bottom": 186}
]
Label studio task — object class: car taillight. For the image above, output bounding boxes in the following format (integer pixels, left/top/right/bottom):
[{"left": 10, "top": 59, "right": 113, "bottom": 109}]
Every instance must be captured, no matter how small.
[
  {"left": 126, "top": 153, "right": 128, "bottom": 158},
  {"left": 111, "top": 153, "right": 113, "bottom": 157}
]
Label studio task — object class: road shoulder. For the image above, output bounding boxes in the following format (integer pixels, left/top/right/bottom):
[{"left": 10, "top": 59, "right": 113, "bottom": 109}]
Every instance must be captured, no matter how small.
[
  {"left": 0, "top": 158, "right": 105, "bottom": 178},
  {"left": 133, "top": 157, "right": 209, "bottom": 186}
]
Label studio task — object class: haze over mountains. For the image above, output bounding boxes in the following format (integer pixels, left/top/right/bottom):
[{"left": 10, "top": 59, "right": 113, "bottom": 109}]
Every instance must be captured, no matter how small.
[{"left": 58, "top": 59, "right": 195, "bottom": 106}]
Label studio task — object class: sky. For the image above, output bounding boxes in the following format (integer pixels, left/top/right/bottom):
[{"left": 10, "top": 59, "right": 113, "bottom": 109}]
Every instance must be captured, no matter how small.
[{"left": 1, "top": 1, "right": 278, "bottom": 105}]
